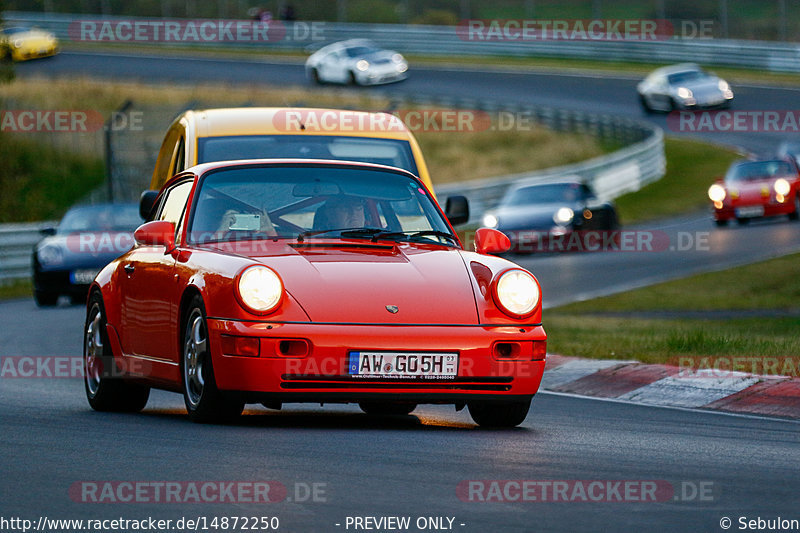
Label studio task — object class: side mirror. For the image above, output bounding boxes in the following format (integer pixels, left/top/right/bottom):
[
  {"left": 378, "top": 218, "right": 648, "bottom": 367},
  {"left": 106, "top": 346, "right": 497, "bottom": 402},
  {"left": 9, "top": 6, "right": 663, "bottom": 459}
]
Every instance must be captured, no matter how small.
[
  {"left": 474, "top": 228, "right": 511, "bottom": 255},
  {"left": 134, "top": 221, "right": 175, "bottom": 249},
  {"left": 139, "top": 190, "right": 160, "bottom": 221},
  {"left": 39, "top": 226, "right": 57, "bottom": 236},
  {"left": 444, "top": 195, "right": 469, "bottom": 226}
]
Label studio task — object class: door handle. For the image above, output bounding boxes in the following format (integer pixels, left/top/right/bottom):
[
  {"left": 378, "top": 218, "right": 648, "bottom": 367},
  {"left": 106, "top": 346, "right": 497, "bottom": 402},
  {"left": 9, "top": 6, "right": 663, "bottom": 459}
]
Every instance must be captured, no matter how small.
[{"left": 123, "top": 263, "right": 135, "bottom": 274}]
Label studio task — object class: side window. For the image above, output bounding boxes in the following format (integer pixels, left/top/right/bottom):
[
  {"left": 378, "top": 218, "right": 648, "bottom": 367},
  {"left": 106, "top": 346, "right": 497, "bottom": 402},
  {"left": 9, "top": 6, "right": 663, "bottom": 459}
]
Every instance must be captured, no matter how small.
[
  {"left": 157, "top": 181, "right": 194, "bottom": 242},
  {"left": 170, "top": 136, "right": 186, "bottom": 177}
]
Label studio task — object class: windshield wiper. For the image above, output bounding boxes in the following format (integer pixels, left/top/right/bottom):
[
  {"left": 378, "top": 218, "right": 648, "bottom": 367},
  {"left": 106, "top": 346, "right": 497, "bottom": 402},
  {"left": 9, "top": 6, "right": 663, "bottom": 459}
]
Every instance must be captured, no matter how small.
[
  {"left": 370, "top": 230, "right": 458, "bottom": 245},
  {"left": 297, "top": 227, "right": 386, "bottom": 243}
]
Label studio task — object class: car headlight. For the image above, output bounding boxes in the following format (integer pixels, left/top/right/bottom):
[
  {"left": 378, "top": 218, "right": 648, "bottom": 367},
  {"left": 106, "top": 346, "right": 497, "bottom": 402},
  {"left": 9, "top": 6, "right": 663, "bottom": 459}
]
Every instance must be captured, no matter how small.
[
  {"left": 396, "top": 62, "right": 408, "bottom": 73},
  {"left": 494, "top": 269, "right": 540, "bottom": 317},
  {"left": 37, "top": 245, "right": 64, "bottom": 266},
  {"left": 236, "top": 265, "right": 283, "bottom": 314},
  {"left": 356, "top": 59, "right": 370, "bottom": 72},
  {"left": 774, "top": 178, "right": 791, "bottom": 196},
  {"left": 482, "top": 214, "right": 499, "bottom": 228},
  {"left": 718, "top": 80, "right": 730, "bottom": 92},
  {"left": 12, "top": 39, "right": 23, "bottom": 48},
  {"left": 391, "top": 53, "right": 404, "bottom": 63},
  {"left": 553, "top": 207, "right": 574, "bottom": 225},
  {"left": 677, "top": 87, "right": 693, "bottom": 99},
  {"left": 708, "top": 184, "right": 726, "bottom": 202}
]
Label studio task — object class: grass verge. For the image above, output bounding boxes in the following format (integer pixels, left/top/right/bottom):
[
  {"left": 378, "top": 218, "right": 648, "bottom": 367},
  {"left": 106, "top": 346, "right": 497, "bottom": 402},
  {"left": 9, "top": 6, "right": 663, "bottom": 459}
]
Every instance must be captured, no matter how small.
[
  {"left": 547, "top": 253, "right": 800, "bottom": 373},
  {"left": 614, "top": 137, "right": 742, "bottom": 225},
  {"left": 0, "top": 278, "right": 32, "bottom": 301}
]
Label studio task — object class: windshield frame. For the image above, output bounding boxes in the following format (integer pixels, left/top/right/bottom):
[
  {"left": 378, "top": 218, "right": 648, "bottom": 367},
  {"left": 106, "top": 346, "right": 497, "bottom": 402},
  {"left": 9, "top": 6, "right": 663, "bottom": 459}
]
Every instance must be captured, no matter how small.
[{"left": 185, "top": 162, "right": 458, "bottom": 248}]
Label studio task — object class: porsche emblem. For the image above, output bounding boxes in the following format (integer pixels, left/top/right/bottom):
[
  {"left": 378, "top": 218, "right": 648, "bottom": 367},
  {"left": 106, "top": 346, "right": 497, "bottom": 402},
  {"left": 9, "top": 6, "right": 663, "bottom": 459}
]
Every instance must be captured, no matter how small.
[{"left": 385, "top": 305, "right": 399, "bottom": 314}]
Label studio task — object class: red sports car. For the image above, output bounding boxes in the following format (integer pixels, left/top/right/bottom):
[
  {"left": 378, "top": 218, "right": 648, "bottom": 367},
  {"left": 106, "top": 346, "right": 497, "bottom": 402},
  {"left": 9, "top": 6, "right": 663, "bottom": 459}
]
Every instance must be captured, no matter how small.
[
  {"left": 708, "top": 157, "right": 800, "bottom": 226},
  {"left": 84, "top": 160, "right": 547, "bottom": 427}
]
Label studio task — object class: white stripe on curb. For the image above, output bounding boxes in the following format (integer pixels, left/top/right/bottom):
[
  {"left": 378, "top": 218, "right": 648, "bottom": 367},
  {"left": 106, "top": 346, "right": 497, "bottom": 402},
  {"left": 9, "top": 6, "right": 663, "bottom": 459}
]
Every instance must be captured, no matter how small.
[{"left": 616, "top": 370, "right": 761, "bottom": 408}]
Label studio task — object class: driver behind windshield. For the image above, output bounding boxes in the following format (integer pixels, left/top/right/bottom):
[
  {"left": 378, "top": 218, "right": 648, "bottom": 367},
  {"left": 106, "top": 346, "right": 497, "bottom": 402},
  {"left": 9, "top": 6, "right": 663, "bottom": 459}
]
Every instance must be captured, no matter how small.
[{"left": 314, "top": 195, "right": 367, "bottom": 230}]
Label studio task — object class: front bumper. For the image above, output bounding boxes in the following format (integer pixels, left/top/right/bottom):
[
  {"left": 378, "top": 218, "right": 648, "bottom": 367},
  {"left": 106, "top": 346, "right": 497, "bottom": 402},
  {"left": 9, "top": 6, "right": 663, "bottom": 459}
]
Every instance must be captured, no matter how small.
[
  {"left": 208, "top": 319, "right": 546, "bottom": 403},
  {"left": 713, "top": 199, "right": 796, "bottom": 221}
]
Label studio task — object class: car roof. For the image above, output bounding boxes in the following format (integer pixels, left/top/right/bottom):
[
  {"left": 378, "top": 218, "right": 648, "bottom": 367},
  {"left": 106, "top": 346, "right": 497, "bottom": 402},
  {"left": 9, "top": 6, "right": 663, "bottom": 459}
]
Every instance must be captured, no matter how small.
[
  {"left": 181, "top": 107, "right": 414, "bottom": 141},
  {"left": 165, "top": 158, "right": 422, "bottom": 188},
  {"left": 651, "top": 63, "right": 703, "bottom": 76}
]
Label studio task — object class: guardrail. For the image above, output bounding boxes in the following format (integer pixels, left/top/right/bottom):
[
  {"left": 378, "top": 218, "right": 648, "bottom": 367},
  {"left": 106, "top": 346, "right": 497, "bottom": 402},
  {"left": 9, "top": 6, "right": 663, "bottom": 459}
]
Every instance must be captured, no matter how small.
[
  {"left": 6, "top": 11, "right": 800, "bottom": 73},
  {"left": 0, "top": 222, "right": 55, "bottom": 283}
]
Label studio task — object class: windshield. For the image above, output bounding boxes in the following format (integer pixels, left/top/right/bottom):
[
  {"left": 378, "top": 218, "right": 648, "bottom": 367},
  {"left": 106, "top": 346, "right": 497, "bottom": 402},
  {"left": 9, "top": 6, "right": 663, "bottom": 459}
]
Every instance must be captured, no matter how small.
[
  {"left": 189, "top": 165, "right": 454, "bottom": 246},
  {"left": 504, "top": 183, "right": 583, "bottom": 206},
  {"left": 667, "top": 70, "right": 706, "bottom": 85},
  {"left": 344, "top": 45, "right": 380, "bottom": 57},
  {"left": 198, "top": 135, "right": 418, "bottom": 175},
  {"left": 727, "top": 161, "right": 794, "bottom": 183},
  {"left": 1, "top": 27, "right": 29, "bottom": 35},
  {"left": 58, "top": 204, "right": 142, "bottom": 234}
]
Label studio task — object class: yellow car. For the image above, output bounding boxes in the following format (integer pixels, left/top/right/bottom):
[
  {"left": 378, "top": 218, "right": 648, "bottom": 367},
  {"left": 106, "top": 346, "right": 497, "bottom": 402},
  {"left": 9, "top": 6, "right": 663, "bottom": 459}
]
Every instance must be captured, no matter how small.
[
  {"left": 150, "top": 107, "right": 435, "bottom": 193},
  {"left": 1, "top": 26, "right": 59, "bottom": 61}
]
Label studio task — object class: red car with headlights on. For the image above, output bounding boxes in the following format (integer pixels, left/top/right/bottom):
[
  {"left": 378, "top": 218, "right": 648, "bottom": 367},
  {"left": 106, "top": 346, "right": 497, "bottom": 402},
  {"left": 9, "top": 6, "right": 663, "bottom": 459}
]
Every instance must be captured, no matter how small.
[
  {"left": 709, "top": 158, "right": 800, "bottom": 226},
  {"left": 83, "top": 160, "right": 546, "bottom": 427}
]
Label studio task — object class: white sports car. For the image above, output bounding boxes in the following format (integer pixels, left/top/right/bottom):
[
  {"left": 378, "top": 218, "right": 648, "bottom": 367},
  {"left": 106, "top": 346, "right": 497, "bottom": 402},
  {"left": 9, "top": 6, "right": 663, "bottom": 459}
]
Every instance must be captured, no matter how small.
[
  {"left": 305, "top": 39, "right": 408, "bottom": 86},
  {"left": 637, "top": 63, "right": 733, "bottom": 113}
]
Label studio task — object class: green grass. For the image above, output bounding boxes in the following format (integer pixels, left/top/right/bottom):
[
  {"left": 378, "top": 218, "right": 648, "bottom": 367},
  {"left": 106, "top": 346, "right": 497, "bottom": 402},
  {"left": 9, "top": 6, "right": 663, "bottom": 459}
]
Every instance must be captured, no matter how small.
[
  {"left": 0, "top": 278, "right": 32, "bottom": 300},
  {"left": 0, "top": 131, "right": 105, "bottom": 222},
  {"left": 614, "top": 137, "right": 741, "bottom": 225},
  {"left": 547, "top": 253, "right": 800, "bottom": 371}
]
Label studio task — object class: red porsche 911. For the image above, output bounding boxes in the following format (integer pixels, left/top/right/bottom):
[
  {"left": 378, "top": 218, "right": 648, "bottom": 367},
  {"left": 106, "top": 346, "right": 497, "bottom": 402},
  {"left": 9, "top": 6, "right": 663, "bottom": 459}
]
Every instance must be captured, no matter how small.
[
  {"left": 84, "top": 160, "right": 547, "bottom": 427},
  {"left": 708, "top": 157, "right": 800, "bottom": 226}
]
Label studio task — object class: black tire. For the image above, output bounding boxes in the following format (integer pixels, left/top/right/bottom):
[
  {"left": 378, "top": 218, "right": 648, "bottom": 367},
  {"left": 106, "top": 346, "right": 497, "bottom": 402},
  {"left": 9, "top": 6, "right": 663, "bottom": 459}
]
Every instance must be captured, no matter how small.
[
  {"left": 359, "top": 402, "right": 417, "bottom": 416},
  {"left": 181, "top": 295, "right": 244, "bottom": 423},
  {"left": 84, "top": 292, "right": 150, "bottom": 412},
  {"left": 639, "top": 94, "right": 653, "bottom": 114},
  {"left": 310, "top": 67, "right": 322, "bottom": 84},
  {"left": 34, "top": 290, "right": 59, "bottom": 307},
  {"left": 715, "top": 219, "right": 728, "bottom": 227},
  {"left": 736, "top": 217, "right": 750, "bottom": 226},
  {"left": 789, "top": 195, "right": 800, "bottom": 221},
  {"left": 468, "top": 398, "right": 532, "bottom": 428},
  {"left": 348, "top": 71, "right": 358, "bottom": 86}
]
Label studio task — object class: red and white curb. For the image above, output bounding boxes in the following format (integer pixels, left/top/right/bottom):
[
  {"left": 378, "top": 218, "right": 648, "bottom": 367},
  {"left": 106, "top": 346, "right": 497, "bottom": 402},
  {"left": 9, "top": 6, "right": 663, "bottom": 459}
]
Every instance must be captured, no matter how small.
[{"left": 542, "top": 355, "right": 800, "bottom": 419}]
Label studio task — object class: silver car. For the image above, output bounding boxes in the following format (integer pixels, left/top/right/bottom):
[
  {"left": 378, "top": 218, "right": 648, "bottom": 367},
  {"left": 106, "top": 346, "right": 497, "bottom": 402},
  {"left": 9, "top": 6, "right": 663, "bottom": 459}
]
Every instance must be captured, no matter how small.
[
  {"left": 637, "top": 63, "right": 733, "bottom": 113},
  {"left": 305, "top": 39, "right": 408, "bottom": 86}
]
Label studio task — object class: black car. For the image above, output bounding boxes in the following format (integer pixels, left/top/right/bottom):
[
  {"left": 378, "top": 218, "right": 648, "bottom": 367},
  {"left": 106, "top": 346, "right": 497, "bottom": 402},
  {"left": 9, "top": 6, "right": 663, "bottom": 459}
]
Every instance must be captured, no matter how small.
[
  {"left": 482, "top": 181, "right": 619, "bottom": 254},
  {"left": 32, "top": 203, "right": 141, "bottom": 306}
]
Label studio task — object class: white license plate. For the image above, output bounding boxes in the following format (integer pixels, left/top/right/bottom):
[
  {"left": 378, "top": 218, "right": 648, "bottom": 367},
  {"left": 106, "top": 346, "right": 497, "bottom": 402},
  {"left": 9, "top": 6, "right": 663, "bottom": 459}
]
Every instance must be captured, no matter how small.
[
  {"left": 70, "top": 269, "right": 99, "bottom": 284},
  {"left": 735, "top": 206, "right": 764, "bottom": 218},
  {"left": 348, "top": 352, "right": 458, "bottom": 379}
]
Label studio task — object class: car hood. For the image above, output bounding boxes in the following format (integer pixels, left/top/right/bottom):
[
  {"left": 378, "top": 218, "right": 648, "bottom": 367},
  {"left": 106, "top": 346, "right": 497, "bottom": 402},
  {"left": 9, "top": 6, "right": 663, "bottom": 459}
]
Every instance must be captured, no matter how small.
[
  {"left": 250, "top": 242, "right": 479, "bottom": 324},
  {"left": 352, "top": 50, "right": 397, "bottom": 64},
  {"left": 673, "top": 77, "right": 722, "bottom": 94}
]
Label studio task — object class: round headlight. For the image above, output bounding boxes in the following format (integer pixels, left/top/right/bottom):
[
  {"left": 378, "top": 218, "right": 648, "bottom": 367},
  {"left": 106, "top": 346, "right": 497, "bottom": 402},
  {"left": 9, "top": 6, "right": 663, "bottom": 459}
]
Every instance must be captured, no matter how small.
[
  {"left": 37, "top": 245, "right": 64, "bottom": 266},
  {"left": 236, "top": 265, "right": 283, "bottom": 314},
  {"left": 708, "top": 184, "right": 726, "bottom": 203},
  {"left": 356, "top": 59, "right": 369, "bottom": 72},
  {"left": 774, "top": 178, "right": 791, "bottom": 196},
  {"left": 391, "top": 53, "right": 404, "bottom": 63},
  {"left": 482, "top": 214, "right": 499, "bottom": 228},
  {"left": 12, "top": 39, "right": 23, "bottom": 48},
  {"left": 677, "top": 87, "right": 693, "bottom": 99},
  {"left": 553, "top": 207, "right": 574, "bottom": 225},
  {"left": 718, "top": 80, "right": 730, "bottom": 92},
  {"left": 494, "top": 269, "right": 540, "bottom": 317},
  {"left": 396, "top": 62, "right": 408, "bottom": 73}
]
